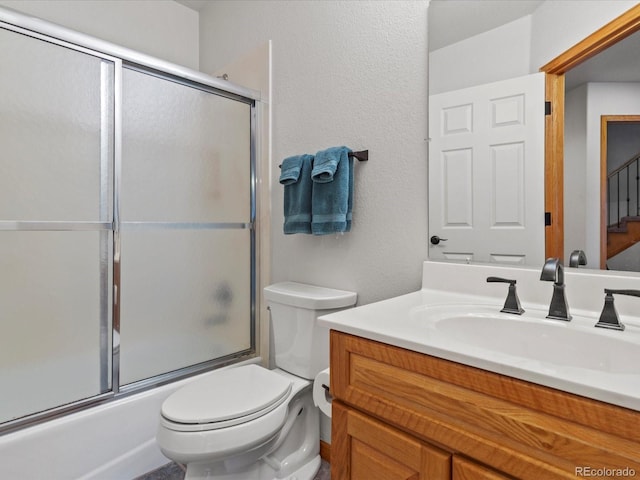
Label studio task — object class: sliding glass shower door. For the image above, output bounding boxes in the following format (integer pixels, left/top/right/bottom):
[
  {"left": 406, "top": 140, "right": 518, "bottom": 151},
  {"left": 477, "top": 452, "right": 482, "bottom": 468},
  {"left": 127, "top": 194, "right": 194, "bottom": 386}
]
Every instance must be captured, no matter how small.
[
  {"left": 0, "top": 28, "right": 114, "bottom": 423},
  {"left": 0, "top": 23, "right": 256, "bottom": 430},
  {"left": 118, "top": 67, "right": 253, "bottom": 386}
]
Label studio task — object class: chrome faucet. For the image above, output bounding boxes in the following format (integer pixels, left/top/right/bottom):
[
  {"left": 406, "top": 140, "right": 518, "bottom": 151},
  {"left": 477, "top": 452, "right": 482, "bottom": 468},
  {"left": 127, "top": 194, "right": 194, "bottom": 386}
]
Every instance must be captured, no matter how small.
[{"left": 540, "top": 258, "right": 571, "bottom": 321}]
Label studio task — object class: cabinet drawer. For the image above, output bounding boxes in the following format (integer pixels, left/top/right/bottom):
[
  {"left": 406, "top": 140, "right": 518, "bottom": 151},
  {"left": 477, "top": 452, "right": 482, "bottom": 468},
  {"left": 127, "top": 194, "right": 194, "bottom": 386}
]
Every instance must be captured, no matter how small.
[{"left": 331, "top": 331, "right": 640, "bottom": 480}]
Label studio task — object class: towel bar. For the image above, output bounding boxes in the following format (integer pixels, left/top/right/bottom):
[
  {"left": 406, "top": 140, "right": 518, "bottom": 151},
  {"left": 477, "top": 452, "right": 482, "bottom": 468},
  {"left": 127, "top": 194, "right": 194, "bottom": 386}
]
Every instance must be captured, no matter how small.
[
  {"left": 279, "top": 149, "right": 368, "bottom": 168},
  {"left": 348, "top": 150, "right": 368, "bottom": 161}
]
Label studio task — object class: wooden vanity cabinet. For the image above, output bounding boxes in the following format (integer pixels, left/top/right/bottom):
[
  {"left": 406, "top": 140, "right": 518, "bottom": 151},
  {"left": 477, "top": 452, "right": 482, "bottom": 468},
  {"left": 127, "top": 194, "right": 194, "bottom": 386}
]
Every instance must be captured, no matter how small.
[
  {"left": 330, "top": 331, "right": 640, "bottom": 480},
  {"left": 452, "top": 457, "right": 513, "bottom": 480},
  {"left": 332, "top": 401, "right": 451, "bottom": 479}
]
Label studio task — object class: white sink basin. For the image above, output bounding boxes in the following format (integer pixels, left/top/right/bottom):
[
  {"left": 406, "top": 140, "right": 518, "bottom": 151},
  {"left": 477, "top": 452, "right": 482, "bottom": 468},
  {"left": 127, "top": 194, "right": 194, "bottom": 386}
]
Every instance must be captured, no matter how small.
[
  {"left": 319, "top": 286, "right": 640, "bottom": 411},
  {"left": 318, "top": 261, "right": 640, "bottom": 411},
  {"left": 412, "top": 305, "right": 639, "bottom": 375}
]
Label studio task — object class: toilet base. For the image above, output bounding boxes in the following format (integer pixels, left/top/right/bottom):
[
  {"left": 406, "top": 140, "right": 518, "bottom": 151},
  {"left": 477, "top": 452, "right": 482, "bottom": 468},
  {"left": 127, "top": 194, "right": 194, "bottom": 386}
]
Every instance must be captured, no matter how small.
[
  {"left": 177, "top": 379, "right": 321, "bottom": 480},
  {"left": 185, "top": 454, "right": 320, "bottom": 480}
]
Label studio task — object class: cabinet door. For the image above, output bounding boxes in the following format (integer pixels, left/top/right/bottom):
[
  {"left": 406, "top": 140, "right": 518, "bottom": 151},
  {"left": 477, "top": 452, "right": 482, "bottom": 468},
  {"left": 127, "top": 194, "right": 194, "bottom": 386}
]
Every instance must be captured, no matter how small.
[
  {"left": 332, "top": 401, "right": 450, "bottom": 480},
  {"left": 453, "top": 456, "right": 513, "bottom": 480}
]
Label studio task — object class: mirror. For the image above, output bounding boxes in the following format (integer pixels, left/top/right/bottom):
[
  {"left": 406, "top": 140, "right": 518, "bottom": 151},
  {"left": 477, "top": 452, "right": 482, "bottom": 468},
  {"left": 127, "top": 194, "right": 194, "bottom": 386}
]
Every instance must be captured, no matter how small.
[
  {"left": 428, "top": 1, "right": 640, "bottom": 271},
  {"left": 563, "top": 29, "right": 640, "bottom": 271}
]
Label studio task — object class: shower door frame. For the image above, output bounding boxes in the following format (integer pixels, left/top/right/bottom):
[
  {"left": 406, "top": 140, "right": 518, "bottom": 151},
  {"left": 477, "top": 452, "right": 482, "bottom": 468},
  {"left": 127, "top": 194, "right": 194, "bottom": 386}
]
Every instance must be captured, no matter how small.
[{"left": 0, "top": 9, "right": 260, "bottom": 435}]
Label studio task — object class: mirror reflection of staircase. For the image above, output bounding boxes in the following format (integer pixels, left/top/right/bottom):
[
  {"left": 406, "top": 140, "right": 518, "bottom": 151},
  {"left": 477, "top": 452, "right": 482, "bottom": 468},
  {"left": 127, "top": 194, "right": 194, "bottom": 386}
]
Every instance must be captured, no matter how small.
[
  {"left": 607, "top": 150, "right": 640, "bottom": 260},
  {"left": 608, "top": 216, "right": 640, "bottom": 258}
]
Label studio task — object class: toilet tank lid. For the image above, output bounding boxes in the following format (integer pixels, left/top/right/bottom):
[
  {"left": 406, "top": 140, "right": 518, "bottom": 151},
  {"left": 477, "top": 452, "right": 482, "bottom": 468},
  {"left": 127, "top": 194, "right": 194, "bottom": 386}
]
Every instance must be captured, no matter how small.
[{"left": 264, "top": 282, "right": 357, "bottom": 310}]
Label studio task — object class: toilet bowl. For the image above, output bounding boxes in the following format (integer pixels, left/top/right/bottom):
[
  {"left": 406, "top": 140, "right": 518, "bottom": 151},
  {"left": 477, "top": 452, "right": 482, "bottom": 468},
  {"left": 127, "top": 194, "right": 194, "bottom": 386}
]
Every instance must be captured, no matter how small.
[{"left": 156, "top": 282, "right": 357, "bottom": 480}]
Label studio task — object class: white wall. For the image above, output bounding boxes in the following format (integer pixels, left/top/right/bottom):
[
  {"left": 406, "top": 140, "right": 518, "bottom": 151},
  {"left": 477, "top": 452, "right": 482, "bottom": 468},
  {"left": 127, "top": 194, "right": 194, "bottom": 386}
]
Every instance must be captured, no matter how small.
[
  {"left": 199, "top": 1, "right": 430, "bottom": 306},
  {"left": 429, "top": 15, "right": 531, "bottom": 94},
  {"left": 430, "top": 0, "right": 639, "bottom": 94},
  {"left": 0, "top": 0, "right": 199, "bottom": 69},
  {"left": 530, "top": 0, "right": 637, "bottom": 71},
  {"left": 564, "top": 85, "right": 588, "bottom": 263}
]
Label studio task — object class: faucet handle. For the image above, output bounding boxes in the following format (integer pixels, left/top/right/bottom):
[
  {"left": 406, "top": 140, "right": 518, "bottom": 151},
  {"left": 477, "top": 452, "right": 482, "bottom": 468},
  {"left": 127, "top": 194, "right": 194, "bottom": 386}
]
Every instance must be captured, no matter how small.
[
  {"left": 486, "top": 277, "right": 525, "bottom": 315},
  {"left": 595, "top": 289, "right": 640, "bottom": 331},
  {"left": 604, "top": 288, "right": 640, "bottom": 298}
]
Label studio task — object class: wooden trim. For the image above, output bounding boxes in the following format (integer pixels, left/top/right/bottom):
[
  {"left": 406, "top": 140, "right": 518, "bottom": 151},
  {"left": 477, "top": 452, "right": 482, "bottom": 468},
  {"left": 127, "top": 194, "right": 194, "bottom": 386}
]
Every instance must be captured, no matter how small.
[
  {"left": 540, "top": 4, "right": 640, "bottom": 75},
  {"left": 320, "top": 440, "right": 331, "bottom": 463},
  {"left": 544, "top": 73, "right": 564, "bottom": 261},
  {"left": 541, "top": 4, "right": 640, "bottom": 260}
]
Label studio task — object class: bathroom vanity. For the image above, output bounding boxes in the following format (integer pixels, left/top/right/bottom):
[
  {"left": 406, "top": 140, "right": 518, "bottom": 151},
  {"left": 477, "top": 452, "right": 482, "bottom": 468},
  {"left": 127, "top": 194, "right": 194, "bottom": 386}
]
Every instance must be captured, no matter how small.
[
  {"left": 320, "top": 261, "right": 640, "bottom": 480},
  {"left": 329, "top": 331, "right": 640, "bottom": 479}
]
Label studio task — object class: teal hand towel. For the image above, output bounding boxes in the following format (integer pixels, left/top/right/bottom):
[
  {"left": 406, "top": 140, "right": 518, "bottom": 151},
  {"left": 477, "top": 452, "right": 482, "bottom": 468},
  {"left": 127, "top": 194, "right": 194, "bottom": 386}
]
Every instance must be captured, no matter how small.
[
  {"left": 279, "top": 156, "right": 302, "bottom": 185},
  {"left": 311, "top": 146, "right": 340, "bottom": 183},
  {"left": 311, "top": 146, "right": 353, "bottom": 235},
  {"left": 280, "top": 154, "right": 314, "bottom": 234}
]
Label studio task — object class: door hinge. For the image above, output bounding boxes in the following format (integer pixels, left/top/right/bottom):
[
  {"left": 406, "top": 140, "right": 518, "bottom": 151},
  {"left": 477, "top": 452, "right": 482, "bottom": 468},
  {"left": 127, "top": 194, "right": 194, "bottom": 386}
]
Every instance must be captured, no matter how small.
[
  {"left": 545, "top": 212, "right": 552, "bottom": 226},
  {"left": 545, "top": 101, "right": 552, "bottom": 116}
]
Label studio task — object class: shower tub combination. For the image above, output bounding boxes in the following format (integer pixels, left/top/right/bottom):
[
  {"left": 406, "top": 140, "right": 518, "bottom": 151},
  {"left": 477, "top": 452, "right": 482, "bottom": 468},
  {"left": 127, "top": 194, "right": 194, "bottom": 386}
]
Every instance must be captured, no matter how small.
[
  {"left": 0, "top": 6, "right": 261, "bottom": 478},
  {"left": 0, "top": 358, "right": 259, "bottom": 480}
]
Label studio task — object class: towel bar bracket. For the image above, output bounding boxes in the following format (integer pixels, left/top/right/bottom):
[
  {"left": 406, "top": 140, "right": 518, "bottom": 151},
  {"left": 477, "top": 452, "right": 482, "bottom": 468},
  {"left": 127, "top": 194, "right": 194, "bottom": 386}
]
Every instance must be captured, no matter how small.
[{"left": 348, "top": 150, "right": 368, "bottom": 161}]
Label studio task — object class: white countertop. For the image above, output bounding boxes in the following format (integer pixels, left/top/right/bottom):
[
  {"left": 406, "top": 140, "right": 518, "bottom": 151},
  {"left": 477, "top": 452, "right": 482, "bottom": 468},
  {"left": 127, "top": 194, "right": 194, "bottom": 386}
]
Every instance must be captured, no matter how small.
[{"left": 319, "top": 261, "right": 640, "bottom": 412}]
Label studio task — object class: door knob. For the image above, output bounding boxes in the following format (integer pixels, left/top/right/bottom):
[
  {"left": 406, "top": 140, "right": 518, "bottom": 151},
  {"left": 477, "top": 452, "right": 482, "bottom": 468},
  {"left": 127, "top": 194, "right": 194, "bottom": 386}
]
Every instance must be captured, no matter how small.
[{"left": 430, "top": 235, "right": 448, "bottom": 245}]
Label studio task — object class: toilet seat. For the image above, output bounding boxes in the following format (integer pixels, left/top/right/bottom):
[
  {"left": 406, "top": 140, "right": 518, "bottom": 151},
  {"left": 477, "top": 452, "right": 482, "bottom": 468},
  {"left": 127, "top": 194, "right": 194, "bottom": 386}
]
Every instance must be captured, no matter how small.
[{"left": 160, "top": 365, "right": 293, "bottom": 433}]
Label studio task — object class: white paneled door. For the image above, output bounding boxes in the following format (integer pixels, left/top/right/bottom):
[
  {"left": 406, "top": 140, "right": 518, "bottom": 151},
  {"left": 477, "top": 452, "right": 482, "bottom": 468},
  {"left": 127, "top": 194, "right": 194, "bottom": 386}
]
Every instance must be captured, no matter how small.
[{"left": 428, "top": 73, "right": 545, "bottom": 266}]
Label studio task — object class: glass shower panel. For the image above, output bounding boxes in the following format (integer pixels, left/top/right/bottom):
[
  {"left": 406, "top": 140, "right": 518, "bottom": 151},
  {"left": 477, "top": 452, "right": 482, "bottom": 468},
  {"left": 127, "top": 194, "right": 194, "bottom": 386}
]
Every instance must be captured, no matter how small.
[
  {"left": 0, "top": 28, "right": 111, "bottom": 221},
  {"left": 0, "top": 231, "right": 111, "bottom": 424},
  {"left": 119, "top": 229, "right": 251, "bottom": 385},
  {"left": 121, "top": 68, "right": 251, "bottom": 223}
]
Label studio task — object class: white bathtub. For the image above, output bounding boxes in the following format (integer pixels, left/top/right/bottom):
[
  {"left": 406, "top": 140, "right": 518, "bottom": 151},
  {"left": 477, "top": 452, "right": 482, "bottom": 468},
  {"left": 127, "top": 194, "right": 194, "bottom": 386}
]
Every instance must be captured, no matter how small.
[{"left": 0, "top": 358, "right": 260, "bottom": 480}]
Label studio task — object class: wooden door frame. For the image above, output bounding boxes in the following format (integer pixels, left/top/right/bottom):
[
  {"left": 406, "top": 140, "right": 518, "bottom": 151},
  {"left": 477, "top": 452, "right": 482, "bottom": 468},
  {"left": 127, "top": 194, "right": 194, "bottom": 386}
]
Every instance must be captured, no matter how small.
[
  {"left": 539, "top": 4, "right": 640, "bottom": 262},
  {"left": 600, "top": 115, "right": 640, "bottom": 268}
]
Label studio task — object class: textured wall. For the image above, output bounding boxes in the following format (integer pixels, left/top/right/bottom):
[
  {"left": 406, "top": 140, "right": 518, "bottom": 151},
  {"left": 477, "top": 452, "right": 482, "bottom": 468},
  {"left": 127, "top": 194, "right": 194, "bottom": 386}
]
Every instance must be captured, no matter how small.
[
  {"left": 199, "top": 1, "right": 429, "bottom": 306},
  {"left": 429, "top": 15, "right": 531, "bottom": 95},
  {"left": 0, "top": 0, "right": 199, "bottom": 70},
  {"left": 530, "top": 0, "right": 637, "bottom": 71}
]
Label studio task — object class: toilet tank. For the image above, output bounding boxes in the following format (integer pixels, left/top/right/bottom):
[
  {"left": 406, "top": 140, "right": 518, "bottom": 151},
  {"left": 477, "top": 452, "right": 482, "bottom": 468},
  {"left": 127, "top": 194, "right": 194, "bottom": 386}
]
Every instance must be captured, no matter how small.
[{"left": 264, "top": 282, "right": 357, "bottom": 379}]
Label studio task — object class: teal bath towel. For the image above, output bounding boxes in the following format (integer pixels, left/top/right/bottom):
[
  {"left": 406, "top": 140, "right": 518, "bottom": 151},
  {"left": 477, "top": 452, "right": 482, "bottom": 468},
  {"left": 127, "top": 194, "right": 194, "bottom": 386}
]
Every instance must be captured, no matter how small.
[
  {"left": 311, "top": 146, "right": 353, "bottom": 235},
  {"left": 280, "top": 154, "right": 314, "bottom": 234}
]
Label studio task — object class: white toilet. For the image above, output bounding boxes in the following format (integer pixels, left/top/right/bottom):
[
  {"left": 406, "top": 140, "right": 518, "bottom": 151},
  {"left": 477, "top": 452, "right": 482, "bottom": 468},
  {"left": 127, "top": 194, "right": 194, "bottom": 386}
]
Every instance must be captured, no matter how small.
[{"left": 156, "top": 281, "right": 357, "bottom": 480}]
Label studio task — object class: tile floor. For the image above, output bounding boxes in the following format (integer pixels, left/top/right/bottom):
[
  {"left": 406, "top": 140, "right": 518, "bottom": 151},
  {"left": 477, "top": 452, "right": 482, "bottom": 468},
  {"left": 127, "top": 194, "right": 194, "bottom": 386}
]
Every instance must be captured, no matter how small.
[{"left": 136, "top": 459, "right": 330, "bottom": 480}]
